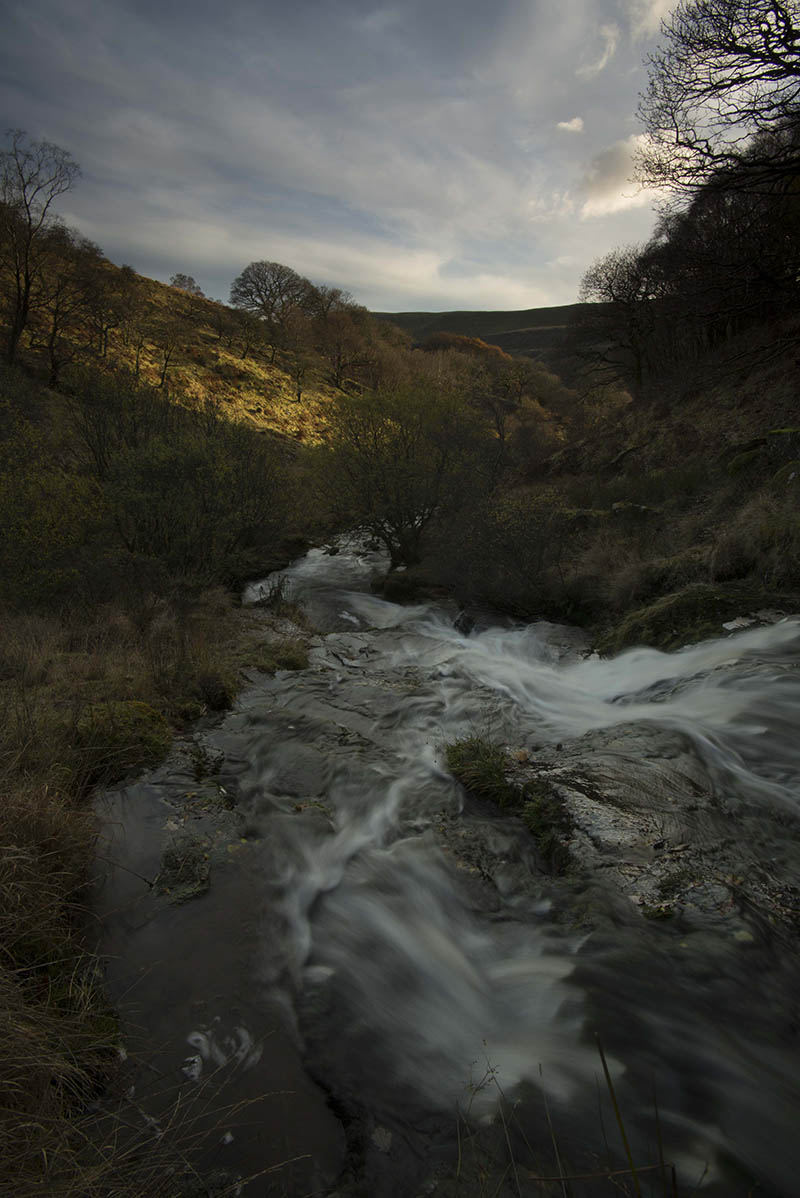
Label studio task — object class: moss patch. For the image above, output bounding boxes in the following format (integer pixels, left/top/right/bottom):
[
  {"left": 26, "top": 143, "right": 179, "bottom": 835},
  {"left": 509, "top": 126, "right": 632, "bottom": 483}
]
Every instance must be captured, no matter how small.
[
  {"left": 76, "top": 700, "right": 171, "bottom": 782},
  {"left": 595, "top": 582, "right": 774, "bottom": 655},
  {"left": 156, "top": 835, "right": 211, "bottom": 903},
  {"left": 521, "top": 780, "right": 573, "bottom": 875}
]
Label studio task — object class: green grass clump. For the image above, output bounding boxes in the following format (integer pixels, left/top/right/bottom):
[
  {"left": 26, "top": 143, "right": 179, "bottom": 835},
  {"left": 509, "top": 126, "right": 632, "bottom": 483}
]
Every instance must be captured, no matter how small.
[
  {"left": 446, "top": 737, "right": 572, "bottom": 872},
  {"left": 445, "top": 736, "right": 515, "bottom": 807}
]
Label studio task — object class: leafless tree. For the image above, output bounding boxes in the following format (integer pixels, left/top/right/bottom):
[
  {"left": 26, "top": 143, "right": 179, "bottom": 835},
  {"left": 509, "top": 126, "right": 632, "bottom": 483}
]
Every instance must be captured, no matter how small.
[
  {"left": 0, "top": 129, "right": 80, "bottom": 364},
  {"left": 578, "top": 246, "right": 666, "bottom": 393},
  {"left": 637, "top": 0, "right": 800, "bottom": 195},
  {"left": 169, "top": 272, "right": 205, "bottom": 297}
]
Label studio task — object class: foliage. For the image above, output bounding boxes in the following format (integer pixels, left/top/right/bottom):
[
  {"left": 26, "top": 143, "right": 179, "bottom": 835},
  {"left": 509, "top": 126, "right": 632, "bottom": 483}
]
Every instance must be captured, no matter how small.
[
  {"left": 711, "top": 491, "right": 800, "bottom": 587},
  {"left": 316, "top": 380, "right": 497, "bottom": 566},
  {"left": 0, "top": 401, "right": 102, "bottom": 603},
  {"left": 106, "top": 417, "right": 285, "bottom": 583},
  {"left": 445, "top": 736, "right": 512, "bottom": 806},
  {"left": 75, "top": 699, "right": 172, "bottom": 782}
]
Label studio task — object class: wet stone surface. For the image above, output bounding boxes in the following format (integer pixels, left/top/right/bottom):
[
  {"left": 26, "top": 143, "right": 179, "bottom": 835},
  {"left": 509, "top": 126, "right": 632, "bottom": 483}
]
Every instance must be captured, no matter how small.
[{"left": 93, "top": 541, "right": 800, "bottom": 1197}]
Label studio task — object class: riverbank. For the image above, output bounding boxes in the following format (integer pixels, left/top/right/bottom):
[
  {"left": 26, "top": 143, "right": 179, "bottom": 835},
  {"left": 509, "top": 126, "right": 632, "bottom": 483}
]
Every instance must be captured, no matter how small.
[{"left": 0, "top": 580, "right": 315, "bottom": 1197}]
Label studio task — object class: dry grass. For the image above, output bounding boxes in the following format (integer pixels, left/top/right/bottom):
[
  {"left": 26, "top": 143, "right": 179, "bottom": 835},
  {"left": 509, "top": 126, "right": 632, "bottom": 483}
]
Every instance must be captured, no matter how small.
[{"left": 711, "top": 490, "right": 800, "bottom": 589}]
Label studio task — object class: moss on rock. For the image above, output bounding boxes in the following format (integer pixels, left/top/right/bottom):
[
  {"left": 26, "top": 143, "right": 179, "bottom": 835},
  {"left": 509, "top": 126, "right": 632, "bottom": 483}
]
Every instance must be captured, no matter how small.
[{"left": 595, "top": 582, "right": 767, "bottom": 655}]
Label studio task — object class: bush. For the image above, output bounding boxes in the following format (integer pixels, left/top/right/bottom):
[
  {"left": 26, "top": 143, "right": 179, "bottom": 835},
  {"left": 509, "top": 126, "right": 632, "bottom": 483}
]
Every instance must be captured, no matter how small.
[
  {"left": 445, "top": 736, "right": 512, "bottom": 806},
  {"left": 106, "top": 419, "right": 286, "bottom": 583},
  {"left": 0, "top": 404, "right": 102, "bottom": 605}
]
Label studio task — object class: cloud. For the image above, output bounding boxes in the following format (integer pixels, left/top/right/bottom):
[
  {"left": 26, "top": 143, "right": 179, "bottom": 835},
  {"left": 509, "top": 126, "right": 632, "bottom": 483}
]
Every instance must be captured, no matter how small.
[
  {"left": 579, "top": 134, "right": 660, "bottom": 217},
  {"left": 627, "top": 0, "right": 678, "bottom": 41},
  {"left": 576, "top": 23, "right": 619, "bottom": 76},
  {"left": 0, "top": 0, "right": 668, "bottom": 309}
]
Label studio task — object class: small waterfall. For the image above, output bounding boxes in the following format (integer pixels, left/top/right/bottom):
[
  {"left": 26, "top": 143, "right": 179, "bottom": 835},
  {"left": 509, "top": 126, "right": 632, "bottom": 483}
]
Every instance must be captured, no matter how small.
[{"left": 98, "top": 538, "right": 800, "bottom": 1196}]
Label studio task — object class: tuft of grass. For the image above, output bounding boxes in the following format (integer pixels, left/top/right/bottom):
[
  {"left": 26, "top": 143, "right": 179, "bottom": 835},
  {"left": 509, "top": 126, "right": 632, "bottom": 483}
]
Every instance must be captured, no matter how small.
[
  {"left": 445, "top": 736, "right": 514, "bottom": 807},
  {"left": 446, "top": 737, "right": 572, "bottom": 872},
  {"left": 75, "top": 700, "right": 172, "bottom": 783},
  {"left": 521, "top": 781, "right": 573, "bottom": 875}
]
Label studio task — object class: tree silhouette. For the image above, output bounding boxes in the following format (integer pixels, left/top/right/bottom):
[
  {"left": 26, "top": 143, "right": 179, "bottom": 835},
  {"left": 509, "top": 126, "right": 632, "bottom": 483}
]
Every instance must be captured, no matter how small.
[
  {"left": 637, "top": 0, "right": 800, "bottom": 195},
  {"left": 0, "top": 129, "right": 80, "bottom": 364}
]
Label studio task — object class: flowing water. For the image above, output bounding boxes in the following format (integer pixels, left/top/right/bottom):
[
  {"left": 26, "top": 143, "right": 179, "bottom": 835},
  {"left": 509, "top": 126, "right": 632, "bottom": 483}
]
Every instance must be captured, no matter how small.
[{"left": 97, "top": 539, "right": 800, "bottom": 1196}]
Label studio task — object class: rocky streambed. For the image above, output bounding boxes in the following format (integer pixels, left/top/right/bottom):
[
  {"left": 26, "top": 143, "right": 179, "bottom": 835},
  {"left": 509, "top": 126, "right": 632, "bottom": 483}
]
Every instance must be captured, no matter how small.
[{"left": 93, "top": 541, "right": 800, "bottom": 1196}]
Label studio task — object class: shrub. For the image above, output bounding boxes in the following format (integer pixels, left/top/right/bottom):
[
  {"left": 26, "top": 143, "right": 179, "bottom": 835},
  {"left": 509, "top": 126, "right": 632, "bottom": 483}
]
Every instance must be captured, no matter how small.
[
  {"left": 0, "top": 405, "right": 102, "bottom": 605},
  {"left": 445, "top": 736, "right": 512, "bottom": 806}
]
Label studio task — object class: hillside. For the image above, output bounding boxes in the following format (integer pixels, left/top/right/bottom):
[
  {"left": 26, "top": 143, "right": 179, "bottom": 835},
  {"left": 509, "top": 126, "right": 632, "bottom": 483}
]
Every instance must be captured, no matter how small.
[{"left": 374, "top": 302, "right": 605, "bottom": 361}]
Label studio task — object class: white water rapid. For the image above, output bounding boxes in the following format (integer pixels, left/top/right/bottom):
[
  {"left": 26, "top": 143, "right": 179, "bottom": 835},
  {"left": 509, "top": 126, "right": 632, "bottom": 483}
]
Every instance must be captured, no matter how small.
[{"left": 98, "top": 538, "right": 800, "bottom": 1197}]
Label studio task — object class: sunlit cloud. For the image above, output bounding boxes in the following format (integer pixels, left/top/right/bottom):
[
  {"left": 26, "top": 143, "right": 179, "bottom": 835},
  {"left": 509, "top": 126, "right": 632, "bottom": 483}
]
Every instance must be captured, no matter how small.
[
  {"left": 579, "top": 134, "right": 660, "bottom": 217},
  {"left": 1, "top": 0, "right": 671, "bottom": 310}
]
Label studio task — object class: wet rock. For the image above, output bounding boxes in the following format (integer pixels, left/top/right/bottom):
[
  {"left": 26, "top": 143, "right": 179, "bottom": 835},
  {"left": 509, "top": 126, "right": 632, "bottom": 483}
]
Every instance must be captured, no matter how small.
[{"left": 157, "top": 834, "right": 211, "bottom": 902}]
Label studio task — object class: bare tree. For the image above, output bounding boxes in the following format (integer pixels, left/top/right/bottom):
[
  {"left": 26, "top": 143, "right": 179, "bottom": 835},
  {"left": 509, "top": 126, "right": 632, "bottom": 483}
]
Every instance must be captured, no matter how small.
[
  {"left": 0, "top": 129, "right": 80, "bottom": 364},
  {"left": 578, "top": 246, "right": 665, "bottom": 394},
  {"left": 637, "top": 0, "right": 800, "bottom": 195},
  {"left": 39, "top": 228, "right": 102, "bottom": 386}
]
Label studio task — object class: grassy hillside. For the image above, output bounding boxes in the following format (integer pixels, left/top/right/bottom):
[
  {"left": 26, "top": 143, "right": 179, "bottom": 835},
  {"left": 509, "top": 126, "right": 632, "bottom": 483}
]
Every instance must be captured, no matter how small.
[
  {"left": 374, "top": 302, "right": 604, "bottom": 360},
  {"left": 76, "top": 271, "right": 344, "bottom": 442}
]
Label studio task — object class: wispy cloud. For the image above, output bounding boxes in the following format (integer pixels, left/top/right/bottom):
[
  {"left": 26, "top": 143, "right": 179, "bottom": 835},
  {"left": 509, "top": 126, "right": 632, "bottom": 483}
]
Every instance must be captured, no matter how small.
[
  {"left": 576, "top": 23, "right": 619, "bottom": 76},
  {"left": 0, "top": 0, "right": 667, "bottom": 309},
  {"left": 627, "top": 0, "right": 679, "bottom": 41}
]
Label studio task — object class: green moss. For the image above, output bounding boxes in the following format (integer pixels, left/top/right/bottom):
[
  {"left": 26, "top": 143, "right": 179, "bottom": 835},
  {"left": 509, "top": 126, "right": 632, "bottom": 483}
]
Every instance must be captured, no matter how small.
[
  {"left": 595, "top": 583, "right": 765, "bottom": 655},
  {"left": 156, "top": 836, "right": 211, "bottom": 903},
  {"left": 727, "top": 448, "right": 763, "bottom": 477},
  {"left": 521, "top": 779, "right": 573, "bottom": 875},
  {"left": 76, "top": 699, "right": 171, "bottom": 782},
  {"left": 642, "top": 903, "right": 675, "bottom": 920}
]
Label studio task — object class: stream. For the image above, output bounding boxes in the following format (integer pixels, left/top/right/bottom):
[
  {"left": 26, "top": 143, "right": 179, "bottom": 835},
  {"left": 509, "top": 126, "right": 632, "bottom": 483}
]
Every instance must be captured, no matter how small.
[{"left": 95, "top": 538, "right": 800, "bottom": 1196}]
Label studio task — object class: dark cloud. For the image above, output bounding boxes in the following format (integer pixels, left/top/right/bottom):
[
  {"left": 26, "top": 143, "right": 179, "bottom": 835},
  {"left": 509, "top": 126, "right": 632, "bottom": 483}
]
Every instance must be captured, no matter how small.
[{"left": 1, "top": 0, "right": 668, "bottom": 308}]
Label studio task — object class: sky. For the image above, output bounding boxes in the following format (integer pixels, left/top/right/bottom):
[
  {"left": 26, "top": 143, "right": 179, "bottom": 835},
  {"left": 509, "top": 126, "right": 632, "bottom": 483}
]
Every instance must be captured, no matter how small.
[{"left": 0, "top": 0, "right": 679, "bottom": 312}]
